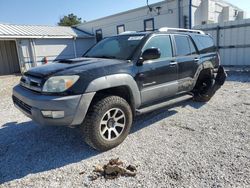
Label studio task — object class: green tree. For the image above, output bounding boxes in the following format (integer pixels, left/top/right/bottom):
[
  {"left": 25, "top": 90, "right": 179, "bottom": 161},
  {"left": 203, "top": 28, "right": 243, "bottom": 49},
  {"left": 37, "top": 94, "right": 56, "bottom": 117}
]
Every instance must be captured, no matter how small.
[{"left": 58, "top": 13, "right": 83, "bottom": 26}]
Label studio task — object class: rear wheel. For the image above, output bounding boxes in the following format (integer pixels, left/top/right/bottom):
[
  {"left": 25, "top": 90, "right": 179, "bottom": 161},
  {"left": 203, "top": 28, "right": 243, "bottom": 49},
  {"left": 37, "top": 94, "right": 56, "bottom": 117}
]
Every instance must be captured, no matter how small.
[
  {"left": 80, "top": 95, "right": 133, "bottom": 151},
  {"left": 193, "top": 70, "right": 215, "bottom": 102}
]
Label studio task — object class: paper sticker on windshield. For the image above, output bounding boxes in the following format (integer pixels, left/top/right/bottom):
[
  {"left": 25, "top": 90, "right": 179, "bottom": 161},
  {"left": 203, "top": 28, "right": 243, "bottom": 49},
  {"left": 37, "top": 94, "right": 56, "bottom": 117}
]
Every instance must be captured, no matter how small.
[{"left": 128, "top": 36, "right": 144, "bottom": 41}]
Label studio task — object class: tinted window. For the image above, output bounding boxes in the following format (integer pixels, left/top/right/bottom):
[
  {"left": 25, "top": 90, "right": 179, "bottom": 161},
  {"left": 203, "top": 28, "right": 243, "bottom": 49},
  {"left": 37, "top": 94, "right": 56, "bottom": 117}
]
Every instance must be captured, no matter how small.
[
  {"left": 192, "top": 35, "right": 215, "bottom": 53},
  {"left": 175, "top": 35, "right": 191, "bottom": 56},
  {"left": 143, "top": 35, "right": 173, "bottom": 59},
  {"left": 85, "top": 35, "right": 145, "bottom": 60},
  {"left": 189, "top": 38, "right": 197, "bottom": 54}
]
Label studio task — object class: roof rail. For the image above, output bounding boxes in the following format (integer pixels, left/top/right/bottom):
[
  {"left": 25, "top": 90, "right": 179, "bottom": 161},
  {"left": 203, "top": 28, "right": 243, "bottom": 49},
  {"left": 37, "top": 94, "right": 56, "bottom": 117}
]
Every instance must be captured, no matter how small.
[
  {"left": 158, "top": 27, "right": 205, "bottom": 34},
  {"left": 119, "top": 31, "right": 137, "bottom": 35}
]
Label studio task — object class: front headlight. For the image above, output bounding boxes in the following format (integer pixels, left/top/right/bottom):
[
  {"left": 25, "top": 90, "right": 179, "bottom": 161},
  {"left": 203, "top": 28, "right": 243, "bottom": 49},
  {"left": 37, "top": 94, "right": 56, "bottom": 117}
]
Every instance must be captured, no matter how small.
[{"left": 42, "top": 75, "right": 79, "bottom": 93}]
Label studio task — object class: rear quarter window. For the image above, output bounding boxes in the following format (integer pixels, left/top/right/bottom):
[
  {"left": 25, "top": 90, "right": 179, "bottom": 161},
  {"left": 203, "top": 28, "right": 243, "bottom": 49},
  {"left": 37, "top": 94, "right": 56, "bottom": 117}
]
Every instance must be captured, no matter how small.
[{"left": 192, "top": 35, "right": 216, "bottom": 54}]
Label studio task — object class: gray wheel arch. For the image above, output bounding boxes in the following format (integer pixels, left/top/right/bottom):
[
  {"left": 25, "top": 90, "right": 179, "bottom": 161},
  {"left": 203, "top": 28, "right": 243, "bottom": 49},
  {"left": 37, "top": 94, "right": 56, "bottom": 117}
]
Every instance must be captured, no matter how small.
[{"left": 85, "top": 74, "right": 141, "bottom": 108}]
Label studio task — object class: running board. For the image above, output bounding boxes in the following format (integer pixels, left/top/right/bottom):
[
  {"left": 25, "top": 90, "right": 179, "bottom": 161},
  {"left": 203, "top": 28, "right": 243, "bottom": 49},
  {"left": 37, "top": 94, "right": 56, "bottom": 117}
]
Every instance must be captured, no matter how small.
[{"left": 136, "top": 94, "right": 193, "bottom": 115}]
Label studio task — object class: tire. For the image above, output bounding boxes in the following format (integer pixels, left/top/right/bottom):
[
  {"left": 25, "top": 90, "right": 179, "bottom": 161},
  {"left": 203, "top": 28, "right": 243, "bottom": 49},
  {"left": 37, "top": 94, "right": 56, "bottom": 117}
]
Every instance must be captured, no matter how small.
[
  {"left": 80, "top": 95, "right": 133, "bottom": 151},
  {"left": 193, "top": 74, "right": 215, "bottom": 102}
]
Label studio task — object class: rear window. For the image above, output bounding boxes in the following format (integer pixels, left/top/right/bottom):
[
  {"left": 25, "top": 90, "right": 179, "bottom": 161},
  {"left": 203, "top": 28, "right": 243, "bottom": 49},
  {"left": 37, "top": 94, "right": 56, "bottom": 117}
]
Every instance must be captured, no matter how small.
[{"left": 192, "top": 35, "right": 215, "bottom": 53}]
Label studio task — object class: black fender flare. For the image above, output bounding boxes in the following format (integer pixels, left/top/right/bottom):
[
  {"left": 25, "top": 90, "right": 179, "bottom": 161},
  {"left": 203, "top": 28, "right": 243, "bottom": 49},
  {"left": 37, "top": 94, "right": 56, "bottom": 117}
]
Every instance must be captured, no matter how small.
[
  {"left": 193, "top": 61, "right": 214, "bottom": 84},
  {"left": 85, "top": 74, "right": 141, "bottom": 108}
]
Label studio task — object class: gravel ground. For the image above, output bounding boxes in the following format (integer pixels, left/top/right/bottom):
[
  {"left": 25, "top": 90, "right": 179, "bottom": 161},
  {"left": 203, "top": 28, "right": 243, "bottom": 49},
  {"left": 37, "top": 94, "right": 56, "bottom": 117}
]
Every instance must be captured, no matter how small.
[{"left": 0, "top": 72, "right": 249, "bottom": 188}]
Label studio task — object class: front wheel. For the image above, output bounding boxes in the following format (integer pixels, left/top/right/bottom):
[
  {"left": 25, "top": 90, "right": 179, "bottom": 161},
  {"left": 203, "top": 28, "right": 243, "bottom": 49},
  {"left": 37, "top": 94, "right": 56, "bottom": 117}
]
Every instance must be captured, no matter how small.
[{"left": 80, "top": 95, "right": 133, "bottom": 151}]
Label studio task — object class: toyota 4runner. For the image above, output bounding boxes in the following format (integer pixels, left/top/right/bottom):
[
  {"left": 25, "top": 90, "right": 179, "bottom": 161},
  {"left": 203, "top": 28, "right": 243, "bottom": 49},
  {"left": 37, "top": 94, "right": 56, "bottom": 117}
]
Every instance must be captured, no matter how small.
[{"left": 13, "top": 27, "right": 227, "bottom": 151}]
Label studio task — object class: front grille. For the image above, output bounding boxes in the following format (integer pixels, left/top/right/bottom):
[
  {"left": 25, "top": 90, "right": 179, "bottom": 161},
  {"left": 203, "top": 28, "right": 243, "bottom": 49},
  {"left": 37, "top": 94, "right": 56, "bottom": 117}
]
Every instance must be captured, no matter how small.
[
  {"left": 20, "top": 75, "right": 42, "bottom": 92},
  {"left": 13, "top": 96, "right": 32, "bottom": 115}
]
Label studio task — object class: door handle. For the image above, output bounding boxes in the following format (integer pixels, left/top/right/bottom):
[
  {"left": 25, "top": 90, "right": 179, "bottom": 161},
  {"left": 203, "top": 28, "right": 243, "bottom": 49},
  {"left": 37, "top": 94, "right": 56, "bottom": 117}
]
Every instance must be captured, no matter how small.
[
  {"left": 194, "top": 58, "right": 200, "bottom": 62},
  {"left": 170, "top": 62, "right": 178, "bottom": 66}
]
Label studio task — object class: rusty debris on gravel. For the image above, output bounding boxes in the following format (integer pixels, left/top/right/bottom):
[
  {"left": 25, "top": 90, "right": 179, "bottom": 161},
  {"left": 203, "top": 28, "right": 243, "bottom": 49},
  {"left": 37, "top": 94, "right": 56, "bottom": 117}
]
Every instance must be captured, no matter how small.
[{"left": 89, "top": 158, "right": 137, "bottom": 180}]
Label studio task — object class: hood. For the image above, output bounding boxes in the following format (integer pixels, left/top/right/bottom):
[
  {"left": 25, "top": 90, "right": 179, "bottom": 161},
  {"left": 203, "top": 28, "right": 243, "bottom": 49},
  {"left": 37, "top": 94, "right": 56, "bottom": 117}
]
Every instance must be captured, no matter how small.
[{"left": 25, "top": 57, "right": 126, "bottom": 78}]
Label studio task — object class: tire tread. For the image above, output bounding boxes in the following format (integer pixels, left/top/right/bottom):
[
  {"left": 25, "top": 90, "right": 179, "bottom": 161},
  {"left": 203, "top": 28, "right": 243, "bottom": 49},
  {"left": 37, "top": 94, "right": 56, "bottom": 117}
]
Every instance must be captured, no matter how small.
[{"left": 81, "top": 95, "right": 132, "bottom": 151}]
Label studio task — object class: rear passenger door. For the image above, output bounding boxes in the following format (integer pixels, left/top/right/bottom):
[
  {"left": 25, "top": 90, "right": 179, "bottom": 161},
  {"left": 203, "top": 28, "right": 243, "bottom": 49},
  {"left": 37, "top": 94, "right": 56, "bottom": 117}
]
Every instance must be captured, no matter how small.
[{"left": 173, "top": 35, "right": 199, "bottom": 92}]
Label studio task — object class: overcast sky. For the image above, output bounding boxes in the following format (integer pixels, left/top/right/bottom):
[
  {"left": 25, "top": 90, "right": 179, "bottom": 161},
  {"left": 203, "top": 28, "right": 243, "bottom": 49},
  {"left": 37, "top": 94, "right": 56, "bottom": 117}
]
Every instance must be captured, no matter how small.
[{"left": 0, "top": 0, "right": 249, "bottom": 25}]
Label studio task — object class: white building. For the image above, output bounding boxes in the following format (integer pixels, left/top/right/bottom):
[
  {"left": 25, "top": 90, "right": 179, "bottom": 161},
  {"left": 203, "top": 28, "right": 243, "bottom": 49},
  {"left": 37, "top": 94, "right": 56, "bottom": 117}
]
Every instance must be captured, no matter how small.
[
  {"left": 195, "top": 18, "right": 250, "bottom": 66},
  {"left": 1, "top": 0, "right": 245, "bottom": 75},
  {"left": 77, "top": 0, "right": 245, "bottom": 40},
  {"left": 0, "top": 24, "right": 94, "bottom": 75}
]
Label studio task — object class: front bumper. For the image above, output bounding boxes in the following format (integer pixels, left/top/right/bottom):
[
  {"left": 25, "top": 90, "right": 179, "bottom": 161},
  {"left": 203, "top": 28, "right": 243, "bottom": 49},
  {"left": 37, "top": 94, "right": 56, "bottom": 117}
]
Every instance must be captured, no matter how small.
[{"left": 12, "top": 85, "right": 95, "bottom": 127}]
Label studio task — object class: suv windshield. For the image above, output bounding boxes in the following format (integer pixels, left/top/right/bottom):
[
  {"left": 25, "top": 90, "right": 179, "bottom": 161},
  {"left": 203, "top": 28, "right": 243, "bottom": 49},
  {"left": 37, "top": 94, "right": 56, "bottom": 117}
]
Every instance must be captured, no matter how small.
[{"left": 84, "top": 35, "right": 145, "bottom": 60}]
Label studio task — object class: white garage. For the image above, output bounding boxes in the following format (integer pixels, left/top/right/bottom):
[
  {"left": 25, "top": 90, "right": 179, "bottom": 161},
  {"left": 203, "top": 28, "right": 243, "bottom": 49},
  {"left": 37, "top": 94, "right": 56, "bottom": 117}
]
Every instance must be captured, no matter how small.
[{"left": 0, "top": 23, "right": 95, "bottom": 75}]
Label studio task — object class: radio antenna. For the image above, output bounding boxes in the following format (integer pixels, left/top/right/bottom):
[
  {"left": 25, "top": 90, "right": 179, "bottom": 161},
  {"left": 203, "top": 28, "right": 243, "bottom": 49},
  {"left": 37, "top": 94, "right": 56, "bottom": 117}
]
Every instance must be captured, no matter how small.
[{"left": 147, "top": 0, "right": 153, "bottom": 12}]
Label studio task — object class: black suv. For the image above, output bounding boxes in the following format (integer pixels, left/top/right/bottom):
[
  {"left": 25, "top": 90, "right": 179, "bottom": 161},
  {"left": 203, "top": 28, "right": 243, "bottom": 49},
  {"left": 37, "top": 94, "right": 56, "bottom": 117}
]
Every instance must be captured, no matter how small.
[{"left": 13, "top": 28, "right": 227, "bottom": 151}]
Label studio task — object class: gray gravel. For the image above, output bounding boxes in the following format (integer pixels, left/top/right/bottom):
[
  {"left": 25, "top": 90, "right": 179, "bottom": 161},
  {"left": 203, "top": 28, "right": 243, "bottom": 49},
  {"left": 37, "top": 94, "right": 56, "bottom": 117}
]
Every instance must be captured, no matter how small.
[{"left": 0, "top": 72, "right": 249, "bottom": 188}]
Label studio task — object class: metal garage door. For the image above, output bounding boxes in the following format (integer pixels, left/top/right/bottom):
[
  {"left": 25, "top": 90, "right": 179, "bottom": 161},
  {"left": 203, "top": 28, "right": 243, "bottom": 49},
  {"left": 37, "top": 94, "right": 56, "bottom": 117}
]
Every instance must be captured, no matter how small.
[{"left": 0, "top": 40, "right": 20, "bottom": 75}]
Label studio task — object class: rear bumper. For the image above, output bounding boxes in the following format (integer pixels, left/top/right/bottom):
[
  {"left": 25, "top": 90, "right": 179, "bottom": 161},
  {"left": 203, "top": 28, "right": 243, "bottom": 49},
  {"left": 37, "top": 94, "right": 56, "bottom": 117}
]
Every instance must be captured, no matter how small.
[
  {"left": 205, "top": 66, "right": 227, "bottom": 97},
  {"left": 214, "top": 66, "right": 227, "bottom": 86},
  {"left": 12, "top": 85, "right": 95, "bottom": 127}
]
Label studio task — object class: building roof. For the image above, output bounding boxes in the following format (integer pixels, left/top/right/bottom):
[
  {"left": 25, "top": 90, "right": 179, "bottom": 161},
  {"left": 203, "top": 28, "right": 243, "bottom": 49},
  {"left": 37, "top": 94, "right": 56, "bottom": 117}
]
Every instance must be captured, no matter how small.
[{"left": 0, "top": 23, "right": 94, "bottom": 39}]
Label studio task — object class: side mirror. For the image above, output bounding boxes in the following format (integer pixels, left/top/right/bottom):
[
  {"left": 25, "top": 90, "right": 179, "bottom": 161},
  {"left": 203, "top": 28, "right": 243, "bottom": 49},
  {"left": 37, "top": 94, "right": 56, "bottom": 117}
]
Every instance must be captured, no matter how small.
[{"left": 142, "top": 48, "right": 161, "bottom": 61}]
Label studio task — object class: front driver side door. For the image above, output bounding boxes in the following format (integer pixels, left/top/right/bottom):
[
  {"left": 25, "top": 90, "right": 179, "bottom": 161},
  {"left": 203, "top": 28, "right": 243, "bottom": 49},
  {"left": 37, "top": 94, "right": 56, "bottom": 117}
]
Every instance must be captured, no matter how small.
[{"left": 136, "top": 35, "right": 178, "bottom": 106}]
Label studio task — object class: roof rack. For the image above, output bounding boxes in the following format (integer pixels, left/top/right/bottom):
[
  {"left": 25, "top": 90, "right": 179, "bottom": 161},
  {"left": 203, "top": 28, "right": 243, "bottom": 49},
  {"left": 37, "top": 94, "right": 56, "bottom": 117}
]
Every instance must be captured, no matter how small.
[{"left": 158, "top": 27, "right": 205, "bottom": 34}]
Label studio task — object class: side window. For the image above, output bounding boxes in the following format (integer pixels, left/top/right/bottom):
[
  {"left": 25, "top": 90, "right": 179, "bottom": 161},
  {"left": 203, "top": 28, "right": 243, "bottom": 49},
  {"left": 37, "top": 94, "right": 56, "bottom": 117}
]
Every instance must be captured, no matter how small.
[
  {"left": 143, "top": 35, "right": 173, "bottom": 59},
  {"left": 189, "top": 38, "right": 197, "bottom": 55},
  {"left": 192, "top": 35, "right": 215, "bottom": 53},
  {"left": 174, "top": 35, "right": 191, "bottom": 56},
  {"left": 95, "top": 29, "right": 103, "bottom": 43}
]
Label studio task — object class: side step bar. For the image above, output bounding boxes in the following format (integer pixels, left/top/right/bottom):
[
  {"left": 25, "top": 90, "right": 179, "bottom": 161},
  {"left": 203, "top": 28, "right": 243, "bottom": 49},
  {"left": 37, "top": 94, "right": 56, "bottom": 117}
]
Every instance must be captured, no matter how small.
[{"left": 136, "top": 94, "right": 193, "bottom": 115}]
